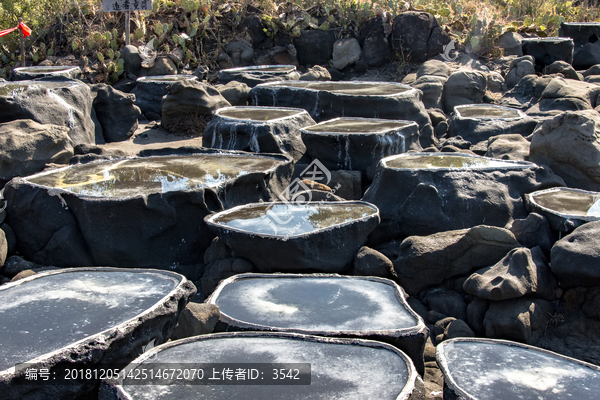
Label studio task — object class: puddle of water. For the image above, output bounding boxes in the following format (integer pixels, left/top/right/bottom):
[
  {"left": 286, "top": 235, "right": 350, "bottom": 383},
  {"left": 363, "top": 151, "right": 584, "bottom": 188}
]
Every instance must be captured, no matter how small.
[
  {"left": 27, "top": 154, "right": 279, "bottom": 197},
  {"left": 386, "top": 154, "right": 521, "bottom": 169},
  {"left": 213, "top": 203, "right": 376, "bottom": 236},
  {"left": 442, "top": 340, "right": 600, "bottom": 400},
  {"left": 219, "top": 108, "right": 300, "bottom": 121},
  {"left": 457, "top": 106, "right": 522, "bottom": 119},
  {"left": 268, "top": 81, "right": 411, "bottom": 96},
  {"left": 304, "top": 118, "right": 413, "bottom": 133},
  {"left": 0, "top": 81, "right": 75, "bottom": 96},
  {"left": 15, "top": 66, "right": 77, "bottom": 74},
  {"left": 532, "top": 190, "right": 598, "bottom": 216},
  {"left": 122, "top": 335, "right": 410, "bottom": 400},
  {"left": 214, "top": 277, "right": 417, "bottom": 331},
  {"left": 0, "top": 270, "right": 180, "bottom": 371}
]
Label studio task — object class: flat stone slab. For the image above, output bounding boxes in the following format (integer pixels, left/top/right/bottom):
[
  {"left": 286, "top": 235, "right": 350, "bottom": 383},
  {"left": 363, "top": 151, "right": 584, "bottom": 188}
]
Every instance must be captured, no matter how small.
[
  {"left": 4, "top": 151, "right": 292, "bottom": 268},
  {"left": 203, "top": 106, "right": 314, "bottom": 161},
  {"left": 526, "top": 187, "right": 600, "bottom": 231},
  {"left": 205, "top": 201, "right": 379, "bottom": 273},
  {"left": 437, "top": 338, "right": 600, "bottom": 400},
  {"left": 0, "top": 267, "right": 195, "bottom": 399},
  {"left": 363, "top": 152, "right": 564, "bottom": 240},
  {"left": 100, "top": 332, "right": 423, "bottom": 400},
  {"left": 207, "top": 273, "right": 428, "bottom": 373},
  {"left": 12, "top": 66, "right": 81, "bottom": 80},
  {"left": 218, "top": 65, "right": 300, "bottom": 87},
  {"left": 249, "top": 80, "right": 434, "bottom": 148},
  {"left": 300, "top": 117, "right": 419, "bottom": 174}
]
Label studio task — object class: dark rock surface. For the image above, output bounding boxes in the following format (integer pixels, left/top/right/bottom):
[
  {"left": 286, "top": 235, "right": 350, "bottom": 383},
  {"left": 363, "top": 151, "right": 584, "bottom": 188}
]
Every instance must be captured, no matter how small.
[
  {"left": 90, "top": 84, "right": 141, "bottom": 142},
  {"left": 353, "top": 246, "right": 394, "bottom": 278},
  {"left": 391, "top": 12, "right": 450, "bottom": 63},
  {"left": 218, "top": 65, "right": 300, "bottom": 88},
  {"left": 363, "top": 153, "right": 564, "bottom": 241},
  {"left": 358, "top": 16, "right": 393, "bottom": 68},
  {"left": 463, "top": 246, "right": 557, "bottom": 301},
  {"left": 529, "top": 110, "right": 600, "bottom": 191},
  {"left": 442, "top": 69, "right": 487, "bottom": 113},
  {"left": 0, "top": 79, "right": 96, "bottom": 145},
  {"left": 0, "top": 119, "right": 73, "bottom": 183},
  {"left": 131, "top": 75, "right": 198, "bottom": 119},
  {"left": 551, "top": 221, "right": 600, "bottom": 288},
  {"left": 390, "top": 225, "right": 520, "bottom": 295},
  {"left": 293, "top": 29, "right": 336, "bottom": 66},
  {"left": 169, "top": 302, "right": 220, "bottom": 340},
  {"left": 522, "top": 37, "right": 574, "bottom": 69},
  {"left": 483, "top": 297, "right": 553, "bottom": 343},
  {"left": 161, "top": 80, "right": 231, "bottom": 134},
  {"left": 485, "top": 134, "right": 531, "bottom": 161}
]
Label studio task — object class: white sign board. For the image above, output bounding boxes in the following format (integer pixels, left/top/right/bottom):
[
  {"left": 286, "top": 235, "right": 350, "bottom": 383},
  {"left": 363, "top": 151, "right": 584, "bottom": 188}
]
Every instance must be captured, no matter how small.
[{"left": 103, "top": 0, "right": 152, "bottom": 12}]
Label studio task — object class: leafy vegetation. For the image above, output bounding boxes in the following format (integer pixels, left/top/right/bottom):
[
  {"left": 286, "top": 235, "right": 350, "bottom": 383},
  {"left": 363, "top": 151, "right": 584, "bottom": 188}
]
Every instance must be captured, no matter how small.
[{"left": 0, "top": 0, "right": 599, "bottom": 80}]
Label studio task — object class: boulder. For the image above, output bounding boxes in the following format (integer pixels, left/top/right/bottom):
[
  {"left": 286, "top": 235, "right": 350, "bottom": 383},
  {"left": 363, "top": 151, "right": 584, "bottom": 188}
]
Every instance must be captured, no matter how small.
[
  {"left": 138, "top": 56, "right": 178, "bottom": 77},
  {"left": 486, "top": 71, "right": 507, "bottom": 93},
  {"left": 90, "top": 84, "right": 141, "bottom": 142},
  {"left": 573, "top": 41, "right": 600, "bottom": 70},
  {"left": 497, "top": 31, "right": 523, "bottom": 56},
  {"left": 169, "top": 302, "right": 220, "bottom": 340},
  {"left": 498, "top": 74, "right": 553, "bottom": 109},
  {"left": 358, "top": 16, "right": 393, "bottom": 67},
  {"left": 329, "top": 170, "right": 362, "bottom": 200},
  {"left": 203, "top": 236, "right": 232, "bottom": 264},
  {"left": 551, "top": 221, "right": 600, "bottom": 287},
  {"left": 582, "top": 64, "right": 600, "bottom": 78},
  {"left": 391, "top": 225, "right": 520, "bottom": 295},
  {"left": 467, "top": 297, "right": 489, "bottom": 335},
  {"left": 293, "top": 29, "right": 336, "bottom": 66},
  {"left": 542, "top": 60, "right": 580, "bottom": 80},
  {"left": 508, "top": 213, "right": 555, "bottom": 255},
  {"left": 131, "top": 76, "right": 198, "bottom": 119},
  {"left": 0, "top": 79, "right": 96, "bottom": 145},
  {"left": 0, "top": 229, "right": 6, "bottom": 268},
  {"left": 353, "top": 246, "right": 394, "bottom": 278},
  {"left": 411, "top": 75, "right": 445, "bottom": 109},
  {"left": 529, "top": 110, "right": 600, "bottom": 191},
  {"left": 299, "top": 65, "right": 331, "bottom": 81},
  {"left": 485, "top": 134, "right": 531, "bottom": 161},
  {"left": 213, "top": 81, "right": 250, "bottom": 106},
  {"left": 225, "top": 41, "right": 254, "bottom": 67},
  {"left": 526, "top": 77, "right": 600, "bottom": 116},
  {"left": 444, "top": 319, "right": 475, "bottom": 339},
  {"left": 0, "top": 119, "right": 73, "bottom": 183},
  {"left": 505, "top": 56, "right": 536, "bottom": 88},
  {"left": 1, "top": 255, "right": 37, "bottom": 278},
  {"left": 120, "top": 45, "right": 142, "bottom": 76},
  {"left": 426, "top": 288, "right": 468, "bottom": 321},
  {"left": 416, "top": 59, "right": 452, "bottom": 79},
  {"left": 391, "top": 12, "right": 450, "bottom": 63},
  {"left": 463, "top": 246, "right": 557, "bottom": 301},
  {"left": 442, "top": 69, "right": 487, "bottom": 113},
  {"left": 1, "top": 223, "right": 16, "bottom": 255},
  {"left": 201, "top": 258, "right": 255, "bottom": 296},
  {"left": 161, "top": 80, "right": 231, "bottom": 134},
  {"left": 483, "top": 297, "right": 553, "bottom": 343},
  {"left": 332, "top": 38, "right": 361, "bottom": 70}
]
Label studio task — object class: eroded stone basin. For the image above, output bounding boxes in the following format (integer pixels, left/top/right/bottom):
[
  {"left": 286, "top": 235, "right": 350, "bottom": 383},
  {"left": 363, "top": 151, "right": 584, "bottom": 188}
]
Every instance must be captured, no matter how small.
[
  {"left": 26, "top": 154, "right": 279, "bottom": 197},
  {"left": 363, "top": 153, "right": 564, "bottom": 240},
  {"left": 559, "top": 22, "right": 600, "bottom": 48},
  {"left": 4, "top": 152, "right": 292, "bottom": 268},
  {"left": 0, "top": 79, "right": 95, "bottom": 145},
  {"left": 203, "top": 106, "right": 314, "bottom": 161},
  {"left": 218, "top": 65, "right": 300, "bottom": 87},
  {"left": 249, "top": 80, "right": 435, "bottom": 148},
  {"left": 300, "top": 117, "right": 420, "bottom": 173},
  {"left": 13, "top": 65, "right": 81, "bottom": 80},
  {"left": 449, "top": 105, "right": 537, "bottom": 142},
  {"left": 205, "top": 201, "right": 380, "bottom": 272},
  {"left": 522, "top": 37, "right": 574, "bottom": 67},
  {"left": 100, "top": 332, "right": 422, "bottom": 400},
  {"left": 207, "top": 273, "right": 428, "bottom": 373},
  {"left": 0, "top": 267, "right": 195, "bottom": 399},
  {"left": 526, "top": 187, "right": 600, "bottom": 231},
  {"left": 132, "top": 75, "right": 198, "bottom": 118},
  {"left": 436, "top": 338, "right": 600, "bottom": 400}
]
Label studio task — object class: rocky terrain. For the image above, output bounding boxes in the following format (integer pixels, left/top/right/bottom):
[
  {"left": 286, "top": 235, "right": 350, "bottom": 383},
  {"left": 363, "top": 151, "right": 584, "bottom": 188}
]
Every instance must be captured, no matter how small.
[{"left": 1, "top": 8, "right": 600, "bottom": 400}]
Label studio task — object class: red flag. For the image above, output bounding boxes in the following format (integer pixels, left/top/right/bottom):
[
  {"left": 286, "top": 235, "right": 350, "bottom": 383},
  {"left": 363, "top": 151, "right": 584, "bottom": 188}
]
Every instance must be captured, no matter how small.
[
  {"left": 0, "top": 22, "right": 32, "bottom": 38},
  {"left": 18, "top": 21, "right": 31, "bottom": 37}
]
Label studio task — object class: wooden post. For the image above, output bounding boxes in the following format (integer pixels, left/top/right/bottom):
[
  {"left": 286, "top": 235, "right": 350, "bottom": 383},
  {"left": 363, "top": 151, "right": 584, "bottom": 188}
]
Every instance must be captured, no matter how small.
[
  {"left": 125, "top": 11, "right": 130, "bottom": 46},
  {"left": 19, "top": 19, "right": 25, "bottom": 67}
]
